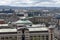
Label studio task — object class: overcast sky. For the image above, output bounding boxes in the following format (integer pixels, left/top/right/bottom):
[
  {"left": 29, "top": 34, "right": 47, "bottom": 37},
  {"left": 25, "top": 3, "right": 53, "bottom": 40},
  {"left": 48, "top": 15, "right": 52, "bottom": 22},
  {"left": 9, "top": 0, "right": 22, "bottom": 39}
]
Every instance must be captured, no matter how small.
[{"left": 0, "top": 0, "right": 60, "bottom": 7}]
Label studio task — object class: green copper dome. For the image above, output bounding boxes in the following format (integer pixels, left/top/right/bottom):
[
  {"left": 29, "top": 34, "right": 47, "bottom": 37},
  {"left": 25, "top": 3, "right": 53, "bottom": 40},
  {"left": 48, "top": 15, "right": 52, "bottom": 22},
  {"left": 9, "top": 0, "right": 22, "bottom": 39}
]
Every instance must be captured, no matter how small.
[
  {"left": 12, "top": 19, "right": 32, "bottom": 24},
  {"left": 12, "top": 17, "right": 32, "bottom": 26},
  {"left": 16, "top": 20, "right": 32, "bottom": 24}
]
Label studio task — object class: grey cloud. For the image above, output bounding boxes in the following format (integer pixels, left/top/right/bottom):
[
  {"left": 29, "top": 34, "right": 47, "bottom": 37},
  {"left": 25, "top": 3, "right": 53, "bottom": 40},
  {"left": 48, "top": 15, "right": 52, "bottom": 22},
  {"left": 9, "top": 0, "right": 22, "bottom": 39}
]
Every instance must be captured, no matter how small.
[
  {"left": 32, "top": 0, "right": 53, "bottom": 2},
  {"left": 0, "top": 0, "right": 59, "bottom": 7},
  {"left": 32, "top": 0, "right": 56, "bottom": 4}
]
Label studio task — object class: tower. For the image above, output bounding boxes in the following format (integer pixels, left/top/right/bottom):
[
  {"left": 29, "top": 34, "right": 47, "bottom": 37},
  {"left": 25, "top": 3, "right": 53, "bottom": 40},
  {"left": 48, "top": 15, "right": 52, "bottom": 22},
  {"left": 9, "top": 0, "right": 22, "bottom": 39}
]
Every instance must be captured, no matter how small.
[
  {"left": 48, "top": 25, "right": 55, "bottom": 40},
  {"left": 17, "top": 24, "right": 30, "bottom": 40}
]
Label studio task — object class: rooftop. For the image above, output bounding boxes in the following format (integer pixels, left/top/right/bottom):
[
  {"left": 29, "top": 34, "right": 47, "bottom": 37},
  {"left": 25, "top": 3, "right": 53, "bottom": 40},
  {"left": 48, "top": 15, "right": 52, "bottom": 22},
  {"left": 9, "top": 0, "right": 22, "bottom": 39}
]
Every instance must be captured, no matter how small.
[
  {"left": 28, "top": 27, "right": 48, "bottom": 31},
  {"left": 12, "top": 19, "right": 32, "bottom": 24},
  {"left": 0, "top": 27, "right": 48, "bottom": 33},
  {"left": 31, "top": 24, "right": 46, "bottom": 27},
  {"left": 0, "top": 24, "right": 8, "bottom": 27},
  {"left": 0, "top": 29, "right": 17, "bottom": 32}
]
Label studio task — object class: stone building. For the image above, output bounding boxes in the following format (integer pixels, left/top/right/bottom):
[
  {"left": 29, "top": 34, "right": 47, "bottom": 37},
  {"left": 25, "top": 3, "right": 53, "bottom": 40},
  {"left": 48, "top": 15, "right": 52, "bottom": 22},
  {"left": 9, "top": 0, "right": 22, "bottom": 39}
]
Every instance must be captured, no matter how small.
[
  {"left": 0, "top": 18, "right": 50, "bottom": 40},
  {"left": 0, "top": 24, "right": 49, "bottom": 40}
]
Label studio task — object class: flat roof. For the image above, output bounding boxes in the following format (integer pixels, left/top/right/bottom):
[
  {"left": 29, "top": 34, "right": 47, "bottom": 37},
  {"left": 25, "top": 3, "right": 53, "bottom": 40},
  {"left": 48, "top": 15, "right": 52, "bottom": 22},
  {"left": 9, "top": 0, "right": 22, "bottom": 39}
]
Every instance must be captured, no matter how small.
[
  {"left": 32, "top": 24, "right": 46, "bottom": 27},
  {"left": 0, "top": 23, "right": 48, "bottom": 33},
  {"left": 28, "top": 27, "right": 48, "bottom": 31},
  {"left": 0, "top": 29, "right": 17, "bottom": 32},
  {"left": 0, "top": 24, "right": 8, "bottom": 27},
  {"left": 0, "top": 27, "right": 48, "bottom": 33}
]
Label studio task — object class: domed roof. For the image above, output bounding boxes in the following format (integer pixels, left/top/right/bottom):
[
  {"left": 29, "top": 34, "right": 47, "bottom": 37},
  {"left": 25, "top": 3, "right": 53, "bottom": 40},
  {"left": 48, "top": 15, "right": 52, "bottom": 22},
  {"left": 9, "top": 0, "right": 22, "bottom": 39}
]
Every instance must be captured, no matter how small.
[{"left": 12, "top": 19, "right": 32, "bottom": 24}]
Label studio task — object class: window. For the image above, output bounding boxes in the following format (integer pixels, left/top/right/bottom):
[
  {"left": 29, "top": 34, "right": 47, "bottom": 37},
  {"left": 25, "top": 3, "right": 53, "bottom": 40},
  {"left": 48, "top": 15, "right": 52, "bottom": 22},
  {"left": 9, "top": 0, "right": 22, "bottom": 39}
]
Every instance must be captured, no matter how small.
[
  {"left": 28, "top": 12, "right": 33, "bottom": 17},
  {"left": 58, "top": 26, "right": 60, "bottom": 30},
  {"left": 12, "top": 36, "right": 17, "bottom": 40},
  {"left": 39, "top": 35, "right": 45, "bottom": 40},
  {"left": 17, "top": 14, "right": 24, "bottom": 17},
  {"left": 1, "top": 37, "right": 4, "bottom": 40},
  {"left": 30, "top": 36, "right": 40, "bottom": 40},
  {"left": 42, "top": 35, "right": 44, "bottom": 40},
  {"left": 30, "top": 36, "right": 33, "bottom": 40},
  {"left": 9, "top": 37, "right": 12, "bottom": 39},
  {"left": 30, "top": 35, "right": 48, "bottom": 40},
  {"left": 5, "top": 37, "right": 8, "bottom": 39},
  {"left": 46, "top": 35, "right": 49, "bottom": 40},
  {"left": 36, "top": 36, "right": 40, "bottom": 40},
  {"left": 33, "top": 36, "right": 36, "bottom": 40}
]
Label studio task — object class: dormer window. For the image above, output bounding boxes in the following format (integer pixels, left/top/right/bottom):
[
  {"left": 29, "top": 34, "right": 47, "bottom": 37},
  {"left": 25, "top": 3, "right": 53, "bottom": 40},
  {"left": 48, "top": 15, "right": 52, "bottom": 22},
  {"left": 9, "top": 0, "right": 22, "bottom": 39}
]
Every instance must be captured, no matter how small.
[
  {"left": 17, "top": 14, "right": 24, "bottom": 17},
  {"left": 58, "top": 26, "right": 60, "bottom": 30},
  {"left": 18, "top": 26, "right": 23, "bottom": 27}
]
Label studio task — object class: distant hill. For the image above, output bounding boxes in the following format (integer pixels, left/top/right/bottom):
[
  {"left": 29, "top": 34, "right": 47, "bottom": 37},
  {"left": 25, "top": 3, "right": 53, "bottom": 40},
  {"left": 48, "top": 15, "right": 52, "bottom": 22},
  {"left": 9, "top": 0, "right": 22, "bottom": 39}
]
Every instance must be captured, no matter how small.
[{"left": 0, "top": 5, "right": 60, "bottom": 10}]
